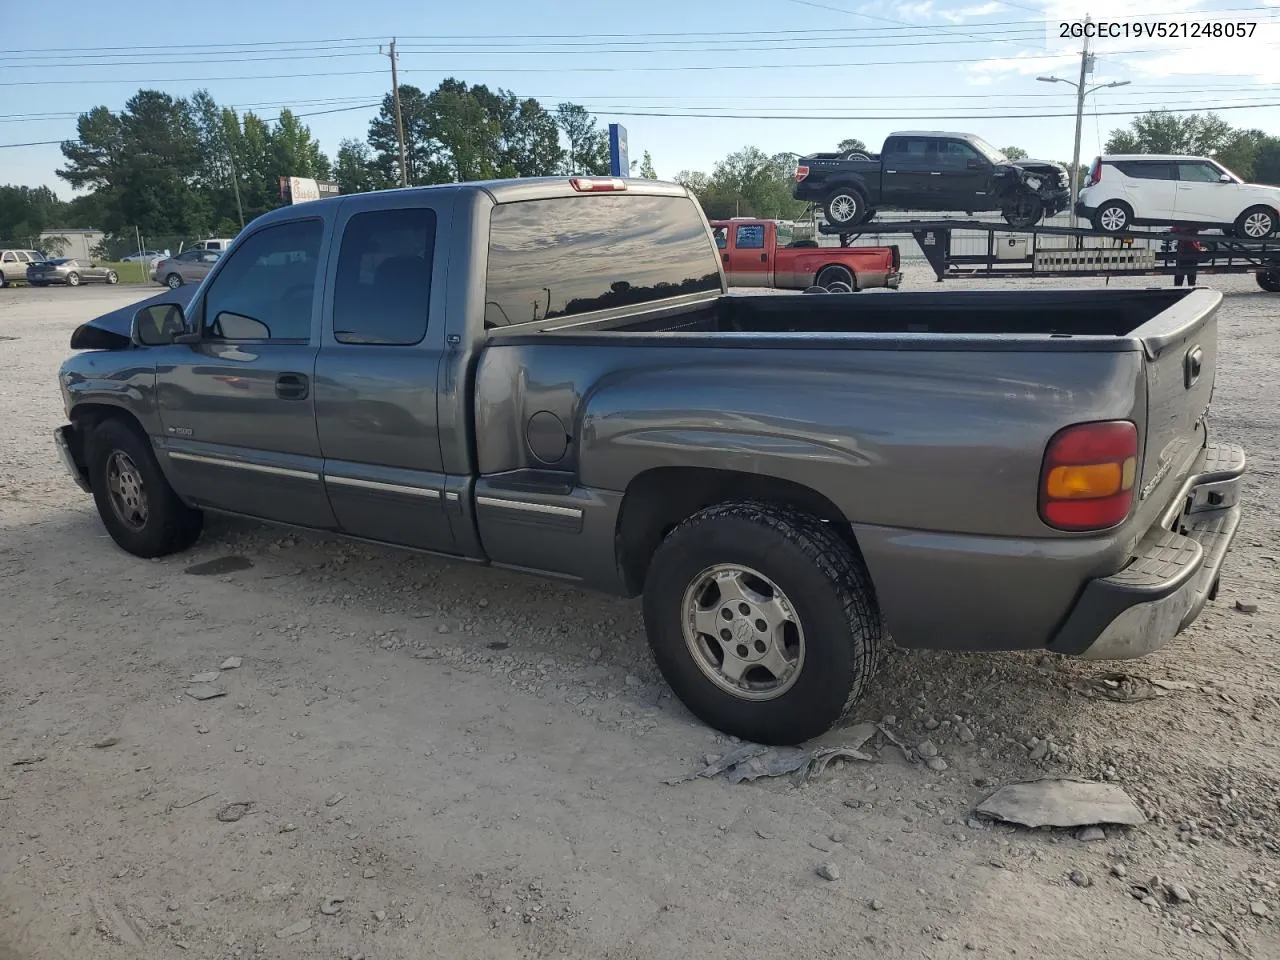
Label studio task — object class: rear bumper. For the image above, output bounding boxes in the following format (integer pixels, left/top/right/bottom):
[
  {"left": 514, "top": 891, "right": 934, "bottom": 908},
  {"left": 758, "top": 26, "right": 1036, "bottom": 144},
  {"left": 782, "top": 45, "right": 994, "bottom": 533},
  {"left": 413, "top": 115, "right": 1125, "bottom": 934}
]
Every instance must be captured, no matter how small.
[
  {"left": 1048, "top": 441, "right": 1246, "bottom": 659},
  {"left": 886, "top": 270, "right": 903, "bottom": 289},
  {"left": 1074, "top": 201, "right": 1097, "bottom": 219}
]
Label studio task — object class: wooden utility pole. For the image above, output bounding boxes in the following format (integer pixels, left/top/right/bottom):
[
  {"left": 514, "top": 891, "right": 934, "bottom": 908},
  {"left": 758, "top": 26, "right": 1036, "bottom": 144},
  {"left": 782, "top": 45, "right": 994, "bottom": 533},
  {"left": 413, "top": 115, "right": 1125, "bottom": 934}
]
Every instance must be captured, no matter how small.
[
  {"left": 380, "top": 39, "right": 409, "bottom": 187},
  {"left": 1070, "top": 19, "right": 1091, "bottom": 225}
]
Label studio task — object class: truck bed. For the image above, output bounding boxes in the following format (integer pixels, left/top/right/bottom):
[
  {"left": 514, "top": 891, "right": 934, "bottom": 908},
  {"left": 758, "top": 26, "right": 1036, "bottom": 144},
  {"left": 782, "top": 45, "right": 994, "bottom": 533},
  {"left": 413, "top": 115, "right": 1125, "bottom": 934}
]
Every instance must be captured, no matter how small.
[{"left": 560, "top": 287, "right": 1201, "bottom": 341}]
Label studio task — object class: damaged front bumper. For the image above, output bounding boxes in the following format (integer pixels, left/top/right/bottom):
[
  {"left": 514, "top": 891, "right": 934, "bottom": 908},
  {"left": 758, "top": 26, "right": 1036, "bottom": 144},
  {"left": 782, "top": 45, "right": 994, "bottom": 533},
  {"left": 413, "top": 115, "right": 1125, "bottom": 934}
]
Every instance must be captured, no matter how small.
[{"left": 55, "top": 425, "right": 91, "bottom": 493}]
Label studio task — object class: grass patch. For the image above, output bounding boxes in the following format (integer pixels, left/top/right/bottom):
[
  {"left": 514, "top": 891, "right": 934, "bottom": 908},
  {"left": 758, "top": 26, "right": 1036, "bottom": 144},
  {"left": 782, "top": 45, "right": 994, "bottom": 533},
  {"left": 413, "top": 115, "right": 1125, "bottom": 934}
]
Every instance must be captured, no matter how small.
[{"left": 100, "top": 261, "right": 153, "bottom": 285}]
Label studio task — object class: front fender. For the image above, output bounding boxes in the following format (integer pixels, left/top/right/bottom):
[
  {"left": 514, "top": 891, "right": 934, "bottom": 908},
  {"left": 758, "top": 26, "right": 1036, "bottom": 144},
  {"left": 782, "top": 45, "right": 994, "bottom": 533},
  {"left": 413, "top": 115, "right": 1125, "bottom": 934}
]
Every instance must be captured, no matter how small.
[{"left": 60, "top": 352, "right": 160, "bottom": 436}]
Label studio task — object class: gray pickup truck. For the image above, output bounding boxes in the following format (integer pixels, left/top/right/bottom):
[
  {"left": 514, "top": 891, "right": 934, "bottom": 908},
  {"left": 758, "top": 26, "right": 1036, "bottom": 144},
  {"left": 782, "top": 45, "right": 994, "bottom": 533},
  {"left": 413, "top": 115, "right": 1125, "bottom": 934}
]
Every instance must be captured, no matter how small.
[{"left": 55, "top": 176, "right": 1246, "bottom": 745}]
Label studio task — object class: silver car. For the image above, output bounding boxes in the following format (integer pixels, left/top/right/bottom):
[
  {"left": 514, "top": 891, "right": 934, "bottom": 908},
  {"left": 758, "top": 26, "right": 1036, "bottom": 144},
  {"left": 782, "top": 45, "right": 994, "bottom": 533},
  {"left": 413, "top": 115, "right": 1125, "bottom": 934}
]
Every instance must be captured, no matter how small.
[
  {"left": 153, "top": 249, "right": 221, "bottom": 288},
  {"left": 0, "top": 249, "right": 47, "bottom": 287},
  {"left": 26, "top": 258, "right": 119, "bottom": 287}
]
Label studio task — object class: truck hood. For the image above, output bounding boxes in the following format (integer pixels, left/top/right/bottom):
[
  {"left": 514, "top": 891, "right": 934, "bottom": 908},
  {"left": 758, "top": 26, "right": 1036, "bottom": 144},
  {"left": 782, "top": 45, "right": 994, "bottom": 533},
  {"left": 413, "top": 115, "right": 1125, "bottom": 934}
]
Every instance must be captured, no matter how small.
[{"left": 68, "top": 285, "right": 196, "bottom": 350}]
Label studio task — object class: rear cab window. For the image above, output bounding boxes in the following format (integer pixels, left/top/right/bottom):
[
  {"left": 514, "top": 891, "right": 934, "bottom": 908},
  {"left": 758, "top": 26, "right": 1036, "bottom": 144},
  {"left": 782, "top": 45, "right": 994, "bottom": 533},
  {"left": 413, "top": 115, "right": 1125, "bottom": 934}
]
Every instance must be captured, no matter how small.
[
  {"left": 332, "top": 207, "right": 437, "bottom": 345},
  {"left": 483, "top": 194, "right": 721, "bottom": 327}
]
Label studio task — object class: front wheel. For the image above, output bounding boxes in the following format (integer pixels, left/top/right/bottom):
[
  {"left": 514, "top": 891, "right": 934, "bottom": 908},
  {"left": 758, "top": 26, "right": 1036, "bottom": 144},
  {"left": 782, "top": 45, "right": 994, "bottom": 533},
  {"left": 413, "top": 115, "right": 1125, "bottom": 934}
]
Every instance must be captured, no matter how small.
[
  {"left": 105, "top": 270, "right": 119, "bottom": 285},
  {"left": 823, "top": 189, "right": 867, "bottom": 228},
  {"left": 1257, "top": 270, "right": 1280, "bottom": 293},
  {"left": 641, "top": 501, "right": 883, "bottom": 745},
  {"left": 1001, "top": 195, "right": 1045, "bottom": 229},
  {"left": 87, "top": 418, "right": 203, "bottom": 558},
  {"left": 1234, "top": 205, "right": 1278, "bottom": 240},
  {"left": 165, "top": 273, "right": 183, "bottom": 289},
  {"left": 66, "top": 272, "right": 81, "bottom": 286}
]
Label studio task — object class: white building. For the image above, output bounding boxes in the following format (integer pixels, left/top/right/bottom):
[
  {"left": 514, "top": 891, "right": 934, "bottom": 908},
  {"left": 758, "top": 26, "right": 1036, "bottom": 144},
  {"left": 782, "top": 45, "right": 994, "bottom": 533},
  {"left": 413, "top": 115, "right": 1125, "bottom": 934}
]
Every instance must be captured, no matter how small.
[{"left": 39, "top": 228, "right": 105, "bottom": 261}]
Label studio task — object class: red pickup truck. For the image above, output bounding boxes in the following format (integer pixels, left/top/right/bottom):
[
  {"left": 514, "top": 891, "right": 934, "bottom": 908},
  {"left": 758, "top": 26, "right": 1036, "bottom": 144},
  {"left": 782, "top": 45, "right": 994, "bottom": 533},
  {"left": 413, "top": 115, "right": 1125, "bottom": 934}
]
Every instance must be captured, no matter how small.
[{"left": 710, "top": 218, "right": 902, "bottom": 292}]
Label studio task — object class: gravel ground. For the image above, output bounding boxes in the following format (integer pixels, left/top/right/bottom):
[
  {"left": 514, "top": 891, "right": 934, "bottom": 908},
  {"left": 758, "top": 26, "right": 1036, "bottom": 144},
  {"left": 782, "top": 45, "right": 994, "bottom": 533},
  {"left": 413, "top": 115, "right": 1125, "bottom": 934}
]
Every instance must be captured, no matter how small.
[{"left": 1, "top": 269, "right": 1277, "bottom": 960}]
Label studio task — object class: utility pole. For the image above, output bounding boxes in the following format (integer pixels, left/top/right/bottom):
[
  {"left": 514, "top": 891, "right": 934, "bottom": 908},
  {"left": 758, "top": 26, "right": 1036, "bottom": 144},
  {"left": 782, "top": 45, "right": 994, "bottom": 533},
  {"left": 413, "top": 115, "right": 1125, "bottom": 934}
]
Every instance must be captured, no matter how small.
[
  {"left": 227, "top": 147, "right": 245, "bottom": 229},
  {"left": 1070, "top": 20, "right": 1091, "bottom": 225},
  {"left": 380, "top": 39, "right": 409, "bottom": 187},
  {"left": 1038, "top": 17, "right": 1129, "bottom": 226}
]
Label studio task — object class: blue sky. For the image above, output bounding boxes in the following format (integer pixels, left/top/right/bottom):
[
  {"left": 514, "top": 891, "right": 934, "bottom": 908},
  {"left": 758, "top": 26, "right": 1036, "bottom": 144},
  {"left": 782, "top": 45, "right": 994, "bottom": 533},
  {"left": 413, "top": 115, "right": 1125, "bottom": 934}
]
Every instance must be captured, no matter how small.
[{"left": 5, "top": 0, "right": 1280, "bottom": 196}]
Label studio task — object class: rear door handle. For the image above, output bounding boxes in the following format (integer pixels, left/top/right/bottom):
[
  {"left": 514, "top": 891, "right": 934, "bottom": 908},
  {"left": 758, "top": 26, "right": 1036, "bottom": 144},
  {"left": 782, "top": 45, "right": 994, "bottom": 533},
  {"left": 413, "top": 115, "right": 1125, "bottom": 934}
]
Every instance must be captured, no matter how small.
[{"left": 275, "top": 373, "right": 309, "bottom": 400}]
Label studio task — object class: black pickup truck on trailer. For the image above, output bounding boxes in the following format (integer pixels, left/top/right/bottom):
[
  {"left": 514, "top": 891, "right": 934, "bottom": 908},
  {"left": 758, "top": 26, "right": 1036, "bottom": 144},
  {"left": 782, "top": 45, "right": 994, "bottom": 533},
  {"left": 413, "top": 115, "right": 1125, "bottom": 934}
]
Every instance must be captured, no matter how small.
[{"left": 794, "top": 131, "right": 1071, "bottom": 230}]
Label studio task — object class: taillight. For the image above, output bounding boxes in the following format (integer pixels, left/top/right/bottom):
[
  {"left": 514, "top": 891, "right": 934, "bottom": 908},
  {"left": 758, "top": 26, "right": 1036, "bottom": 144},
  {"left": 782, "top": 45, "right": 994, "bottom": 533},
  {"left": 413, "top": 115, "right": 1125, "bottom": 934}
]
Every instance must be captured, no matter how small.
[
  {"left": 890, "top": 244, "right": 900, "bottom": 270},
  {"left": 795, "top": 165, "right": 809, "bottom": 182},
  {"left": 569, "top": 177, "right": 627, "bottom": 192},
  {"left": 1087, "top": 157, "right": 1102, "bottom": 187},
  {"left": 1039, "top": 420, "right": 1138, "bottom": 531}
]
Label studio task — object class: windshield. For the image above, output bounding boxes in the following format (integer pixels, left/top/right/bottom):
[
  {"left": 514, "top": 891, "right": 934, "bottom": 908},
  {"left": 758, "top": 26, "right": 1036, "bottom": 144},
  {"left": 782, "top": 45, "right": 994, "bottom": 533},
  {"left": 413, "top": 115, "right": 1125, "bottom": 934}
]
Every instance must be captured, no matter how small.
[{"left": 967, "top": 136, "right": 1009, "bottom": 164}]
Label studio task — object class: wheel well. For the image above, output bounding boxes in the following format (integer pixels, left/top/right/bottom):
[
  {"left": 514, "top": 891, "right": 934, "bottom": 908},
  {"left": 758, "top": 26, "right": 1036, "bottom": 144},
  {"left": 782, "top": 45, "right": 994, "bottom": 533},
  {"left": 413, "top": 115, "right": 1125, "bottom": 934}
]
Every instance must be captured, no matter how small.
[
  {"left": 67, "top": 404, "right": 148, "bottom": 483},
  {"left": 815, "top": 263, "right": 856, "bottom": 286},
  {"left": 614, "top": 466, "right": 861, "bottom": 594},
  {"left": 825, "top": 182, "right": 868, "bottom": 201}
]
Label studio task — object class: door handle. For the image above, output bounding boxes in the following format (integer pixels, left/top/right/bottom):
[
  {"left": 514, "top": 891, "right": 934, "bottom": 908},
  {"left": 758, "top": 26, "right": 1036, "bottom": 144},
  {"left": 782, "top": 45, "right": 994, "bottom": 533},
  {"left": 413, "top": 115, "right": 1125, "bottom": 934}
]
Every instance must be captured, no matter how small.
[
  {"left": 721, "top": 253, "right": 729, "bottom": 263},
  {"left": 886, "top": 169, "right": 897, "bottom": 174},
  {"left": 275, "top": 373, "right": 309, "bottom": 400},
  {"left": 759, "top": 253, "right": 768, "bottom": 262},
  {"left": 929, "top": 171, "right": 942, "bottom": 176}
]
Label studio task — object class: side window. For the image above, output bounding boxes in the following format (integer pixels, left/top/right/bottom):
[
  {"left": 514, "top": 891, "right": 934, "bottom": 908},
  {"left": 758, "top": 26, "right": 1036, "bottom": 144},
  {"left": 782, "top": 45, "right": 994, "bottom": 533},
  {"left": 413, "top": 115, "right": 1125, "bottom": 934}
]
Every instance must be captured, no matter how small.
[
  {"left": 735, "top": 224, "right": 765, "bottom": 249},
  {"left": 1177, "top": 162, "right": 1223, "bottom": 183},
  {"left": 332, "top": 207, "right": 436, "bottom": 346},
  {"left": 15, "top": 252, "right": 30, "bottom": 263},
  {"left": 1, "top": 252, "right": 14, "bottom": 263},
  {"left": 776, "top": 222, "right": 794, "bottom": 247},
  {"left": 1118, "top": 161, "right": 1174, "bottom": 180},
  {"left": 712, "top": 227, "right": 727, "bottom": 250},
  {"left": 202, "top": 219, "right": 322, "bottom": 342},
  {"left": 900, "top": 138, "right": 929, "bottom": 156}
]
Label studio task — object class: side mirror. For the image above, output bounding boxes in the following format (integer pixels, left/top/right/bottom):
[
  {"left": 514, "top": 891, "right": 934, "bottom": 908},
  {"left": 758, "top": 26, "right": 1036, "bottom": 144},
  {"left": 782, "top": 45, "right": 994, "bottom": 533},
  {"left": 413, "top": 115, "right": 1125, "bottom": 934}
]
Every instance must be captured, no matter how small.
[
  {"left": 1218, "top": 174, "right": 1232, "bottom": 183},
  {"left": 131, "top": 303, "right": 188, "bottom": 346}
]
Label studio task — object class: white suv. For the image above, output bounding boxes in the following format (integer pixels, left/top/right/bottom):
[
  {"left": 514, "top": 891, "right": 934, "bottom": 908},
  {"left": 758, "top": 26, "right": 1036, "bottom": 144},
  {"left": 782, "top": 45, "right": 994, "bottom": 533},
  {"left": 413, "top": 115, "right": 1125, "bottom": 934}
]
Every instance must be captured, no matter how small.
[{"left": 1077, "top": 155, "right": 1280, "bottom": 239}]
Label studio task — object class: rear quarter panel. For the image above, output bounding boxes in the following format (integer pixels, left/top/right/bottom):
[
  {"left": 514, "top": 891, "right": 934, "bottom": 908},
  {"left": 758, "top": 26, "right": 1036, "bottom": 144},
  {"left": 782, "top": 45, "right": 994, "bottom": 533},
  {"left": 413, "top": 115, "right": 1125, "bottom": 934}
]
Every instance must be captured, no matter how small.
[
  {"left": 775, "top": 247, "right": 894, "bottom": 289},
  {"left": 474, "top": 336, "right": 1153, "bottom": 649}
]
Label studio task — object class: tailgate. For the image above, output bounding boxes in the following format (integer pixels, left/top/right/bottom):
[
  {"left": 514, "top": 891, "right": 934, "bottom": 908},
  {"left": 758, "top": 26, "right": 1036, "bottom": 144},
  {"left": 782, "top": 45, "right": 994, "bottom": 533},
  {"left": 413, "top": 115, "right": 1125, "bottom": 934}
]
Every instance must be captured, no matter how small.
[{"left": 1135, "top": 289, "right": 1220, "bottom": 506}]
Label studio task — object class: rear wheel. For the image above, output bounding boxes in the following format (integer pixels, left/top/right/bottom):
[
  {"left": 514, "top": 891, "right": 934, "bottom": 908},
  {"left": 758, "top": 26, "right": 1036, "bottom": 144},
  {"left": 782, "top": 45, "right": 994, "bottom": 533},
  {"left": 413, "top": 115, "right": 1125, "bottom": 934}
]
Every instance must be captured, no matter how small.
[
  {"left": 815, "top": 264, "right": 856, "bottom": 291},
  {"left": 1091, "top": 201, "right": 1132, "bottom": 233},
  {"left": 641, "top": 501, "right": 883, "bottom": 745},
  {"left": 1234, "top": 205, "right": 1278, "bottom": 240},
  {"left": 105, "top": 270, "right": 119, "bottom": 285},
  {"left": 66, "top": 272, "right": 81, "bottom": 286},
  {"left": 0, "top": 271, "right": 7, "bottom": 288},
  {"left": 1257, "top": 270, "right": 1280, "bottom": 293},
  {"left": 165, "top": 273, "right": 183, "bottom": 289},
  {"left": 86, "top": 418, "right": 203, "bottom": 558},
  {"left": 1001, "top": 195, "right": 1045, "bottom": 229},
  {"left": 823, "top": 189, "right": 867, "bottom": 228}
]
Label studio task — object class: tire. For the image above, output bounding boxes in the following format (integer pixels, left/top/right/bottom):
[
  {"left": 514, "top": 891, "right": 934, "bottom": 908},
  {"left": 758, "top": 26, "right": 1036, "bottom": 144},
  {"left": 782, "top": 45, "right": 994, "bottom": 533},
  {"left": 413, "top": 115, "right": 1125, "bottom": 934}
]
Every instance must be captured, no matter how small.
[
  {"left": 1091, "top": 201, "right": 1132, "bottom": 234},
  {"left": 0, "top": 271, "right": 8, "bottom": 288},
  {"left": 1001, "top": 195, "right": 1045, "bottom": 229},
  {"left": 86, "top": 417, "right": 203, "bottom": 558},
  {"left": 1257, "top": 270, "right": 1280, "bottom": 293},
  {"left": 66, "top": 271, "right": 81, "bottom": 286},
  {"left": 823, "top": 188, "right": 867, "bottom": 228},
  {"left": 824, "top": 281, "right": 854, "bottom": 294},
  {"left": 641, "top": 501, "right": 883, "bottom": 745},
  {"left": 105, "top": 270, "right": 119, "bottom": 285},
  {"left": 165, "top": 273, "right": 183, "bottom": 289},
  {"left": 802, "top": 285, "right": 828, "bottom": 295},
  {"left": 815, "top": 264, "right": 856, "bottom": 290},
  {"left": 1233, "top": 205, "right": 1278, "bottom": 240}
]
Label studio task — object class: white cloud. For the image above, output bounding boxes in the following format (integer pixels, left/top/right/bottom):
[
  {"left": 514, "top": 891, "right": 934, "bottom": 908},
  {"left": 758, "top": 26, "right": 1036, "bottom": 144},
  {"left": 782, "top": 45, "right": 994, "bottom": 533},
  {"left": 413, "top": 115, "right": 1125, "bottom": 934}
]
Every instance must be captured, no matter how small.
[
  {"left": 968, "top": 1, "right": 1280, "bottom": 86},
  {"left": 940, "top": 2, "right": 1005, "bottom": 23}
]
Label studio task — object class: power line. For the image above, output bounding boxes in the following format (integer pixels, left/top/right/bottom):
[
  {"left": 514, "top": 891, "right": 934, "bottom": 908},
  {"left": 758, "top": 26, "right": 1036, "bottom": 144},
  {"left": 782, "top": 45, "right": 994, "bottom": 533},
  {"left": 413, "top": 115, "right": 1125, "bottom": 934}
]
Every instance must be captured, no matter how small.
[
  {"left": 7, "top": 42, "right": 1265, "bottom": 87},
  {"left": 583, "top": 101, "right": 1280, "bottom": 120},
  {"left": 2, "top": 6, "right": 1274, "bottom": 54}
]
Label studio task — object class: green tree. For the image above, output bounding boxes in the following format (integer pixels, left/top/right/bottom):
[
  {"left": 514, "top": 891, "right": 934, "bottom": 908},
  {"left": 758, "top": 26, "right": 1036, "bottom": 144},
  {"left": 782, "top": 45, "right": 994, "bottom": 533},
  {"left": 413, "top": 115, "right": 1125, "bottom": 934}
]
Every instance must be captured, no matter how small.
[
  {"left": 335, "top": 138, "right": 379, "bottom": 195},
  {"left": 1104, "top": 111, "right": 1261, "bottom": 178},
  {"left": 555, "top": 103, "right": 609, "bottom": 175},
  {"left": 685, "top": 146, "right": 806, "bottom": 220},
  {"left": 59, "top": 90, "right": 208, "bottom": 235},
  {"left": 368, "top": 84, "right": 448, "bottom": 186},
  {"left": 272, "top": 108, "right": 331, "bottom": 181},
  {"left": 837, "top": 138, "right": 868, "bottom": 154},
  {"left": 0, "top": 185, "right": 66, "bottom": 240},
  {"left": 1001, "top": 146, "right": 1029, "bottom": 160},
  {"left": 1252, "top": 136, "right": 1280, "bottom": 185},
  {"left": 498, "top": 96, "right": 565, "bottom": 177},
  {"left": 636, "top": 151, "right": 658, "bottom": 179}
]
